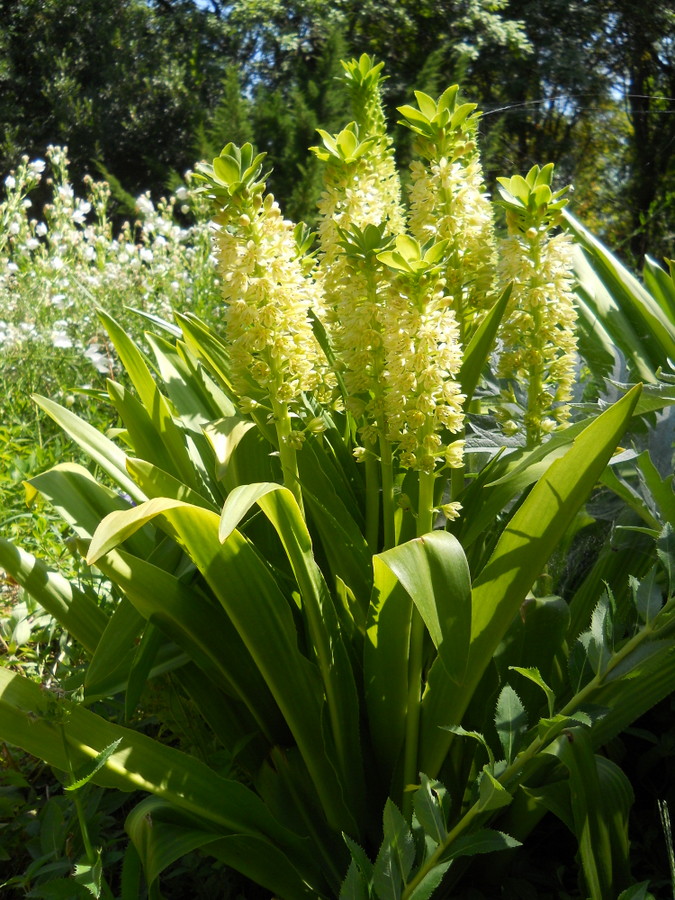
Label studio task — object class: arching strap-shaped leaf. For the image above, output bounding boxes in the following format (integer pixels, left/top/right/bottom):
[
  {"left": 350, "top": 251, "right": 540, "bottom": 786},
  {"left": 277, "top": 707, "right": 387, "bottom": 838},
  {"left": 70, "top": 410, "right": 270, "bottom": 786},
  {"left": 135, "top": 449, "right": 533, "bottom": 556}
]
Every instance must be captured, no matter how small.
[
  {"left": 0, "top": 539, "right": 107, "bottom": 654},
  {"left": 88, "top": 497, "right": 359, "bottom": 837},
  {"left": 126, "top": 797, "right": 322, "bottom": 900},
  {"left": 32, "top": 395, "right": 146, "bottom": 503},
  {"left": 376, "top": 531, "right": 471, "bottom": 685},
  {"left": 419, "top": 385, "right": 642, "bottom": 777},
  {"left": 459, "top": 283, "right": 512, "bottom": 404},
  {"left": 219, "top": 483, "right": 367, "bottom": 824},
  {"left": 0, "top": 667, "right": 322, "bottom": 893}
]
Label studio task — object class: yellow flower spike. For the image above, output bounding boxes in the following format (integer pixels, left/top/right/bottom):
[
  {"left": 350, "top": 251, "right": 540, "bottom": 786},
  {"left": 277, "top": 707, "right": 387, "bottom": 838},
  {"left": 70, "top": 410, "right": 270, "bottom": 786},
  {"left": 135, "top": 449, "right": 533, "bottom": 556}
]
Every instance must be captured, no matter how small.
[{"left": 496, "top": 165, "right": 578, "bottom": 446}]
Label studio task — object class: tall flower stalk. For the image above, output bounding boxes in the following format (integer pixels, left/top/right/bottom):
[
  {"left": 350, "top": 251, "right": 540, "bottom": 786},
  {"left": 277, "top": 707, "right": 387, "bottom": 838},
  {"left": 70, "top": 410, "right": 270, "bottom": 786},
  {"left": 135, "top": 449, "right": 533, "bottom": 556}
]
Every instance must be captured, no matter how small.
[
  {"left": 398, "top": 87, "right": 497, "bottom": 347},
  {"left": 312, "top": 55, "right": 406, "bottom": 550},
  {"left": 495, "top": 164, "right": 578, "bottom": 447},
  {"left": 197, "top": 143, "right": 330, "bottom": 509}
]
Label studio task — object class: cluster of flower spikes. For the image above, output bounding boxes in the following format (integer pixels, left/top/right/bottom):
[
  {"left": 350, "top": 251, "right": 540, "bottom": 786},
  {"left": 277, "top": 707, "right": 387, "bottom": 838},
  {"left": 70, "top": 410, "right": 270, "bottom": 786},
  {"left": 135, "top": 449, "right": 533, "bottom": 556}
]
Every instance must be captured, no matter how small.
[
  {"left": 195, "top": 143, "right": 331, "bottom": 437},
  {"left": 494, "top": 163, "right": 578, "bottom": 446},
  {"left": 310, "top": 55, "right": 407, "bottom": 452},
  {"left": 398, "top": 86, "right": 497, "bottom": 344},
  {"left": 309, "top": 57, "right": 469, "bottom": 486}
]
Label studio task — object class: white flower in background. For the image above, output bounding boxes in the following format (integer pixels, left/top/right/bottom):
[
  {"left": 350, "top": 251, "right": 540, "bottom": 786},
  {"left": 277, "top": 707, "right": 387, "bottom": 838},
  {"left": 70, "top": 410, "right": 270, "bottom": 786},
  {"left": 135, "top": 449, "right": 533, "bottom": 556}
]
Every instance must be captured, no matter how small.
[
  {"left": 84, "top": 343, "right": 110, "bottom": 374},
  {"left": 51, "top": 328, "right": 72, "bottom": 349},
  {"left": 71, "top": 200, "right": 91, "bottom": 225},
  {"left": 35, "top": 222, "right": 48, "bottom": 237},
  {"left": 28, "top": 159, "right": 45, "bottom": 175},
  {"left": 139, "top": 247, "right": 153, "bottom": 263},
  {"left": 5, "top": 175, "right": 16, "bottom": 190}
]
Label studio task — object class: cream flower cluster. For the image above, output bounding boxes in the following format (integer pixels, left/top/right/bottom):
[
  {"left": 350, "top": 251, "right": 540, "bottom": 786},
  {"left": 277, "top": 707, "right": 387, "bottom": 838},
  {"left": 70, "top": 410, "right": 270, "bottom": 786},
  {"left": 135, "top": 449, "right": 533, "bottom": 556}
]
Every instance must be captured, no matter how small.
[
  {"left": 408, "top": 153, "right": 496, "bottom": 336},
  {"left": 381, "top": 274, "right": 465, "bottom": 474},
  {"left": 216, "top": 194, "right": 328, "bottom": 411},
  {"left": 497, "top": 230, "right": 578, "bottom": 438}
]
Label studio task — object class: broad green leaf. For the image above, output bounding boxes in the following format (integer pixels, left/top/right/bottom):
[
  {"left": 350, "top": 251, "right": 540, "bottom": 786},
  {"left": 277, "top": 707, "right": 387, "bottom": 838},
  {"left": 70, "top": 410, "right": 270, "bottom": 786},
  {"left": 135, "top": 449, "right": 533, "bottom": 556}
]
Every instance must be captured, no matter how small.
[
  {"left": 85, "top": 597, "right": 146, "bottom": 698},
  {"left": 106, "top": 379, "right": 198, "bottom": 491},
  {"left": 92, "top": 547, "right": 287, "bottom": 745},
  {"left": 0, "top": 539, "right": 107, "bottom": 654},
  {"left": 459, "top": 283, "right": 512, "bottom": 400},
  {"left": 617, "top": 882, "right": 656, "bottom": 900},
  {"left": 340, "top": 860, "right": 370, "bottom": 900},
  {"left": 26, "top": 463, "right": 152, "bottom": 552},
  {"left": 375, "top": 531, "right": 471, "bottom": 685},
  {"left": 0, "top": 667, "right": 320, "bottom": 890},
  {"left": 412, "top": 774, "right": 449, "bottom": 844},
  {"left": 477, "top": 769, "right": 512, "bottom": 812},
  {"left": 126, "top": 456, "right": 217, "bottom": 511},
  {"left": 365, "top": 558, "right": 413, "bottom": 791},
  {"left": 126, "top": 797, "right": 320, "bottom": 900},
  {"left": 87, "top": 497, "right": 358, "bottom": 835},
  {"left": 565, "top": 212, "right": 675, "bottom": 376},
  {"left": 508, "top": 666, "right": 556, "bottom": 718},
  {"left": 32, "top": 396, "right": 146, "bottom": 503},
  {"left": 73, "top": 851, "right": 103, "bottom": 898},
  {"left": 219, "top": 483, "right": 367, "bottom": 819},
  {"left": 382, "top": 798, "right": 415, "bottom": 882},
  {"left": 444, "top": 828, "right": 521, "bottom": 861},
  {"left": 420, "top": 386, "right": 641, "bottom": 777},
  {"left": 547, "top": 729, "right": 632, "bottom": 899}
]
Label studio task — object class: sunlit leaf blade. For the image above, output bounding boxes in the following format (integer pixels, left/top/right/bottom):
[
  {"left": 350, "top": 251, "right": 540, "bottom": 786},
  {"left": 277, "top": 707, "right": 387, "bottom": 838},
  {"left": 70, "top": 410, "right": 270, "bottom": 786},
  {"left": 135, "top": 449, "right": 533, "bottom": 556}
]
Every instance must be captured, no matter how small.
[
  {"left": 420, "top": 385, "right": 641, "bottom": 776},
  {"left": 375, "top": 531, "right": 471, "bottom": 685},
  {"left": 87, "top": 497, "right": 358, "bottom": 836},
  {"left": 0, "top": 539, "right": 107, "bottom": 654},
  {"left": 32, "top": 396, "right": 146, "bottom": 504}
]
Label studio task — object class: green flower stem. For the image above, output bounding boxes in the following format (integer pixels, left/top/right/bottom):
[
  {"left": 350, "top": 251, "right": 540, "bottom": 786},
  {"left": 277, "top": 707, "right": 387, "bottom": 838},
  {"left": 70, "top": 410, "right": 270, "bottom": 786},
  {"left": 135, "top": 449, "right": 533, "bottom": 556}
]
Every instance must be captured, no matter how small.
[
  {"left": 525, "top": 236, "right": 544, "bottom": 448},
  {"left": 365, "top": 451, "right": 380, "bottom": 555},
  {"left": 379, "top": 434, "right": 396, "bottom": 550},
  {"left": 402, "top": 468, "right": 437, "bottom": 816},
  {"left": 271, "top": 397, "right": 304, "bottom": 514}
]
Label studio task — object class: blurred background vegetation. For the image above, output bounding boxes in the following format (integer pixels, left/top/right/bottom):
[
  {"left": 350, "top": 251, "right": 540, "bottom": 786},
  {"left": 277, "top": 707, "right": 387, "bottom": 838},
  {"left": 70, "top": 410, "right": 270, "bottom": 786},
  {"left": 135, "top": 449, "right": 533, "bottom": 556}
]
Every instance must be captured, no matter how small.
[{"left": 1, "top": 0, "right": 673, "bottom": 265}]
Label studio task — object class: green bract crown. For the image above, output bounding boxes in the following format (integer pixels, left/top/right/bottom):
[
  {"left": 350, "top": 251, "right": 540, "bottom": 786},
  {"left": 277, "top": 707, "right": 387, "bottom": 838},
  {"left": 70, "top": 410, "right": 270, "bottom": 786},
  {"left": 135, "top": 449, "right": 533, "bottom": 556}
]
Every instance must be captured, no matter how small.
[
  {"left": 336, "top": 222, "right": 395, "bottom": 262},
  {"left": 496, "top": 164, "right": 570, "bottom": 233},
  {"left": 311, "top": 123, "right": 377, "bottom": 164},
  {"left": 340, "top": 53, "right": 385, "bottom": 94},
  {"left": 377, "top": 234, "right": 450, "bottom": 277},
  {"left": 398, "top": 87, "right": 479, "bottom": 159},
  {"left": 194, "top": 142, "right": 268, "bottom": 204}
]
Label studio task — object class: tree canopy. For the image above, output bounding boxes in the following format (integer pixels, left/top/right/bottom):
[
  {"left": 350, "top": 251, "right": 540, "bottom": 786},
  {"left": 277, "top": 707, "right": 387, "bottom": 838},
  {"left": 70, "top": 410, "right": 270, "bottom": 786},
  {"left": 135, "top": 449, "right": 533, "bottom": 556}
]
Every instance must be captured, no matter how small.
[{"left": 1, "top": 0, "right": 672, "bottom": 259}]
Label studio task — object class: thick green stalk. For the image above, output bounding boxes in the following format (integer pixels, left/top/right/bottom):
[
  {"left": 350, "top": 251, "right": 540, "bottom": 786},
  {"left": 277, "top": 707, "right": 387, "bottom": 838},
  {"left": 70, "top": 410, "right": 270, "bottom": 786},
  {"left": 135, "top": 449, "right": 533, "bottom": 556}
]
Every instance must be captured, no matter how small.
[
  {"left": 271, "top": 398, "right": 304, "bottom": 514},
  {"left": 402, "top": 468, "right": 437, "bottom": 816},
  {"left": 365, "top": 452, "right": 380, "bottom": 555},
  {"left": 379, "top": 434, "right": 396, "bottom": 550}
]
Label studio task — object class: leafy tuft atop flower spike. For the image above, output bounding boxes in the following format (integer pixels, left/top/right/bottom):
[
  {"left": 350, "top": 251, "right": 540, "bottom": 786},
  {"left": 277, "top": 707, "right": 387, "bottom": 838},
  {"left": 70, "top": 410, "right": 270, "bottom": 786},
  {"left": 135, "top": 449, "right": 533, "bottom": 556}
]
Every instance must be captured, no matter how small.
[
  {"left": 311, "top": 124, "right": 378, "bottom": 165},
  {"left": 398, "top": 87, "right": 480, "bottom": 161},
  {"left": 194, "top": 142, "right": 269, "bottom": 205},
  {"left": 496, "top": 163, "right": 570, "bottom": 234}
]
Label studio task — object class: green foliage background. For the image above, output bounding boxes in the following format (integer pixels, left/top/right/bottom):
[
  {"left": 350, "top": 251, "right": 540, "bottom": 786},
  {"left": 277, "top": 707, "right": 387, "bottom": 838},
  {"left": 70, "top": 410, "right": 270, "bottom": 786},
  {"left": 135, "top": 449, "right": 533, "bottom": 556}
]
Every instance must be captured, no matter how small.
[{"left": 1, "top": 0, "right": 673, "bottom": 260}]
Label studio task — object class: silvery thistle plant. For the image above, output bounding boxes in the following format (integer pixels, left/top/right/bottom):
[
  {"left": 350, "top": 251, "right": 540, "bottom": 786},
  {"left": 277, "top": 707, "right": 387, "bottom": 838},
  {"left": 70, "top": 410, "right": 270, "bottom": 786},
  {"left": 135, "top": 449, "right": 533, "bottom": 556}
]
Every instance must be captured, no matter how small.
[{"left": 1, "top": 56, "right": 674, "bottom": 900}]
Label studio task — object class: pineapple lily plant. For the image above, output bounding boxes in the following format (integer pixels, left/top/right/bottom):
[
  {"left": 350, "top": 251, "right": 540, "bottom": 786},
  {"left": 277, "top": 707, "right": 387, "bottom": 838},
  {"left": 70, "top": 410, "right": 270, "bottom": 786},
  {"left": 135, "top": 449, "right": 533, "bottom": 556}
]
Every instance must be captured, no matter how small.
[{"left": 1, "top": 56, "right": 675, "bottom": 899}]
